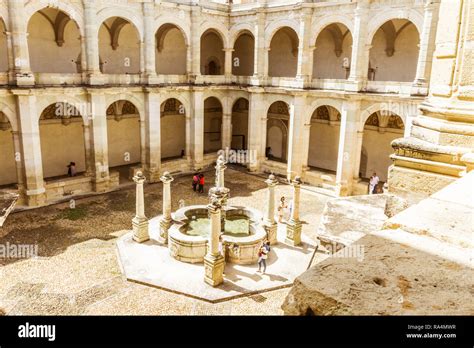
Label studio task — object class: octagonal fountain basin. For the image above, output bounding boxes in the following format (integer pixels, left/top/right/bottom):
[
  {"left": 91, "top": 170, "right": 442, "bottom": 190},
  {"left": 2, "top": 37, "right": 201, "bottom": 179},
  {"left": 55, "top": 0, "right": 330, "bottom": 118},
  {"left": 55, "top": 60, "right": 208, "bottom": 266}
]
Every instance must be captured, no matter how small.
[{"left": 168, "top": 205, "right": 266, "bottom": 264}]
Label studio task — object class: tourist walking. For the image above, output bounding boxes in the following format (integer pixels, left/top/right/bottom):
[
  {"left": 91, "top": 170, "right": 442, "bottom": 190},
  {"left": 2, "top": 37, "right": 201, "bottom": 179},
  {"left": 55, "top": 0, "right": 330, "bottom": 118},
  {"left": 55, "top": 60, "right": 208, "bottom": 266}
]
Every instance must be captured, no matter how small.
[
  {"left": 369, "top": 172, "right": 379, "bottom": 195},
  {"left": 198, "top": 173, "right": 205, "bottom": 193},
  {"left": 257, "top": 240, "right": 269, "bottom": 274},
  {"left": 277, "top": 196, "right": 287, "bottom": 223},
  {"left": 192, "top": 173, "right": 199, "bottom": 192}
]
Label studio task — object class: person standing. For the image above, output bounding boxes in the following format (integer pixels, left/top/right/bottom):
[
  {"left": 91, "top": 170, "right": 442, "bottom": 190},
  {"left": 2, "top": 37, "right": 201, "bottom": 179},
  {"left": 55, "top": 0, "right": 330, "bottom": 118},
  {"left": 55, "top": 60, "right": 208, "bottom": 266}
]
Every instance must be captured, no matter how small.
[
  {"left": 198, "top": 173, "right": 205, "bottom": 193},
  {"left": 67, "top": 162, "right": 76, "bottom": 177},
  {"left": 192, "top": 173, "right": 199, "bottom": 192},
  {"left": 369, "top": 172, "right": 379, "bottom": 194},
  {"left": 257, "top": 241, "right": 269, "bottom": 274},
  {"left": 277, "top": 196, "right": 287, "bottom": 223}
]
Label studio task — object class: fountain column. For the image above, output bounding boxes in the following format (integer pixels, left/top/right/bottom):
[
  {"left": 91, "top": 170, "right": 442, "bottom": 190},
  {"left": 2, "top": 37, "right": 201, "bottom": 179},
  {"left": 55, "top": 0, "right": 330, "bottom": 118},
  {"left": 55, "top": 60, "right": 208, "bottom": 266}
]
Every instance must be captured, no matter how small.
[
  {"left": 132, "top": 171, "right": 149, "bottom": 243},
  {"left": 159, "top": 171, "right": 174, "bottom": 244},
  {"left": 263, "top": 174, "right": 278, "bottom": 245},
  {"left": 204, "top": 187, "right": 226, "bottom": 287},
  {"left": 215, "top": 155, "right": 228, "bottom": 232},
  {"left": 285, "top": 176, "right": 302, "bottom": 246}
]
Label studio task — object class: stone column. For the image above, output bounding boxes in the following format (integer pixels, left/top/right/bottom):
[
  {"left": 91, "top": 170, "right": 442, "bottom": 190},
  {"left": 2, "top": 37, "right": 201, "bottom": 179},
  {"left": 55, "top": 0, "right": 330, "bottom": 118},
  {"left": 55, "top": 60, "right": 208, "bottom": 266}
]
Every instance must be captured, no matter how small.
[
  {"left": 296, "top": 9, "right": 313, "bottom": 86},
  {"left": 215, "top": 155, "right": 227, "bottom": 188},
  {"left": 224, "top": 48, "right": 234, "bottom": 79},
  {"left": 285, "top": 176, "right": 302, "bottom": 246},
  {"left": 263, "top": 174, "right": 278, "bottom": 245},
  {"left": 335, "top": 100, "right": 361, "bottom": 196},
  {"left": 159, "top": 171, "right": 174, "bottom": 244},
  {"left": 7, "top": 0, "right": 34, "bottom": 85},
  {"left": 11, "top": 131, "right": 26, "bottom": 203},
  {"left": 221, "top": 112, "right": 232, "bottom": 151},
  {"left": 287, "top": 94, "right": 307, "bottom": 181},
  {"left": 143, "top": 89, "right": 161, "bottom": 182},
  {"left": 88, "top": 92, "right": 110, "bottom": 192},
  {"left": 247, "top": 89, "right": 265, "bottom": 171},
  {"left": 132, "top": 171, "right": 149, "bottom": 243},
  {"left": 252, "top": 10, "right": 266, "bottom": 83},
  {"left": 345, "top": 0, "right": 370, "bottom": 92},
  {"left": 411, "top": 0, "right": 440, "bottom": 94},
  {"left": 189, "top": 6, "right": 202, "bottom": 79},
  {"left": 143, "top": 2, "right": 156, "bottom": 83},
  {"left": 82, "top": 124, "right": 94, "bottom": 177},
  {"left": 15, "top": 92, "right": 46, "bottom": 206},
  {"left": 191, "top": 89, "right": 204, "bottom": 169},
  {"left": 83, "top": 0, "right": 101, "bottom": 84},
  {"left": 204, "top": 188, "right": 226, "bottom": 287}
]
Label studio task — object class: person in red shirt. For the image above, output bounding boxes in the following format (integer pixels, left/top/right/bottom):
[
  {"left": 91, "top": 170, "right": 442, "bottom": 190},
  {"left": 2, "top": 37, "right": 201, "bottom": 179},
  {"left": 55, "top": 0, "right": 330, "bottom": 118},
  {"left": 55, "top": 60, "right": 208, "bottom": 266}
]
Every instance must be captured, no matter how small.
[
  {"left": 192, "top": 173, "right": 199, "bottom": 192},
  {"left": 198, "top": 173, "right": 205, "bottom": 193}
]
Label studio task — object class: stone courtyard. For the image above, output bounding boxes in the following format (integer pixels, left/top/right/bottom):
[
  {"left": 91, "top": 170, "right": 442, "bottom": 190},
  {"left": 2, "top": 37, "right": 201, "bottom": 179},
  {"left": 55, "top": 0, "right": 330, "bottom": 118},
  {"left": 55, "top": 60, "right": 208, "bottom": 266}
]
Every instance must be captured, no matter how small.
[{"left": 0, "top": 168, "right": 331, "bottom": 315}]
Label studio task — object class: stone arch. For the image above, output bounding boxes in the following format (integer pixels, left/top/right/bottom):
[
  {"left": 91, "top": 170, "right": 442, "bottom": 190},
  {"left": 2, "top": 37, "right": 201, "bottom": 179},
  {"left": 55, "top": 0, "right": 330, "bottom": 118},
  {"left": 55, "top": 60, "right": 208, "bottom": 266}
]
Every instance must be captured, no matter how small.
[
  {"left": 266, "top": 100, "right": 290, "bottom": 162},
  {"left": 231, "top": 97, "right": 249, "bottom": 151},
  {"left": 360, "top": 103, "right": 407, "bottom": 132},
  {"left": 264, "top": 19, "right": 300, "bottom": 48},
  {"left": 105, "top": 94, "right": 145, "bottom": 121},
  {"left": 153, "top": 19, "right": 190, "bottom": 47},
  {"left": 35, "top": 96, "right": 88, "bottom": 125},
  {"left": 201, "top": 28, "right": 226, "bottom": 75},
  {"left": 310, "top": 15, "right": 354, "bottom": 46},
  {"left": 229, "top": 23, "right": 255, "bottom": 46},
  {"left": 96, "top": 8, "right": 144, "bottom": 40},
  {"left": 367, "top": 9, "right": 423, "bottom": 44},
  {"left": 106, "top": 98, "right": 141, "bottom": 176},
  {"left": 268, "top": 26, "right": 299, "bottom": 78},
  {"left": 204, "top": 96, "right": 223, "bottom": 154},
  {"left": 27, "top": 7, "right": 83, "bottom": 73},
  {"left": 312, "top": 22, "right": 353, "bottom": 79},
  {"left": 155, "top": 23, "right": 188, "bottom": 75},
  {"left": 0, "top": 102, "right": 18, "bottom": 132},
  {"left": 368, "top": 17, "right": 420, "bottom": 82},
  {"left": 161, "top": 98, "right": 186, "bottom": 160},
  {"left": 98, "top": 15, "right": 142, "bottom": 74},
  {"left": 200, "top": 22, "right": 229, "bottom": 49},
  {"left": 307, "top": 98, "right": 343, "bottom": 123},
  {"left": 38, "top": 102, "right": 87, "bottom": 179},
  {"left": 307, "top": 105, "right": 341, "bottom": 173},
  {"left": 232, "top": 30, "right": 255, "bottom": 76},
  {"left": 24, "top": 1, "right": 85, "bottom": 36}
]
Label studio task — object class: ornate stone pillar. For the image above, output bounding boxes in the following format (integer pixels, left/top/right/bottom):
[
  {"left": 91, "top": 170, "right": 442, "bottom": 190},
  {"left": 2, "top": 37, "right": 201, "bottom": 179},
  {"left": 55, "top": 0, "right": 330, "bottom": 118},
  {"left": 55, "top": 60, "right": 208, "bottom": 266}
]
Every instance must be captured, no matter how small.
[
  {"left": 252, "top": 10, "right": 266, "bottom": 83},
  {"left": 411, "top": 0, "right": 440, "bottom": 94},
  {"left": 296, "top": 8, "right": 313, "bottom": 86},
  {"left": 345, "top": 0, "right": 370, "bottom": 92},
  {"left": 132, "top": 171, "right": 149, "bottom": 243},
  {"left": 221, "top": 112, "right": 232, "bottom": 151},
  {"left": 15, "top": 92, "right": 45, "bottom": 206},
  {"left": 285, "top": 176, "right": 302, "bottom": 246},
  {"left": 191, "top": 89, "right": 204, "bottom": 169},
  {"left": 143, "top": 89, "right": 161, "bottom": 182},
  {"left": 7, "top": 0, "right": 34, "bottom": 86},
  {"left": 263, "top": 174, "right": 278, "bottom": 245},
  {"left": 224, "top": 48, "right": 234, "bottom": 78},
  {"left": 159, "top": 171, "right": 174, "bottom": 244},
  {"left": 87, "top": 91, "right": 110, "bottom": 192},
  {"left": 335, "top": 100, "right": 361, "bottom": 196},
  {"left": 287, "top": 94, "right": 307, "bottom": 181},
  {"left": 247, "top": 89, "right": 265, "bottom": 171},
  {"left": 204, "top": 187, "right": 226, "bottom": 287},
  {"left": 83, "top": 0, "right": 101, "bottom": 84},
  {"left": 143, "top": 1, "right": 156, "bottom": 81}
]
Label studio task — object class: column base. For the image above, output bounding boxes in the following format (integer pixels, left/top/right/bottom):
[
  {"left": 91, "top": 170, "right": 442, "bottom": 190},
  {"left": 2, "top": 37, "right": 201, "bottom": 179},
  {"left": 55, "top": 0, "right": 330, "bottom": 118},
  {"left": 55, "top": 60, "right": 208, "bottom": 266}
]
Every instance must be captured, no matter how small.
[
  {"left": 144, "top": 167, "right": 161, "bottom": 183},
  {"left": 285, "top": 220, "right": 302, "bottom": 246},
  {"left": 204, "top": 253, "right": 225, "bottom": 287},
  {"left": 263, "top": 222, "right": 278, "bottom": 245},
  {"left": 87, "top": 73, "right": 104, "bottom": 85},
  {"left": 132, "top": 216, "right": 149, "bottom": 243},
  {"left": 344, "top": 79, "right": 367, "bottom": 92},
  {"left": 15, "top": 73, "right": 35, "bottom": 86},
  {"left": 158, "top": 217, "right": 172, "bottom": 244},
  {"left": 25, "top": 188, "right": 47, "bottom": 207},
  {"left": 410, "top": 81, "right": 429, "bottom": 96},
  {"left": 92, "top": 177, "right": 110, "bottom": 193}
]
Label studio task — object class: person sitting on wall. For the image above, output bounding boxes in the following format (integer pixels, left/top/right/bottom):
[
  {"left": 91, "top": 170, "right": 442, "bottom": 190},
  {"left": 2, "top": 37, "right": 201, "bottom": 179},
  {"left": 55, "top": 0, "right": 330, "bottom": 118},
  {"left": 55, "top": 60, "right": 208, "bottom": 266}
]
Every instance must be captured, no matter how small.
[{"left": 67, "top": 162, "right": 77, "bottom": 177}]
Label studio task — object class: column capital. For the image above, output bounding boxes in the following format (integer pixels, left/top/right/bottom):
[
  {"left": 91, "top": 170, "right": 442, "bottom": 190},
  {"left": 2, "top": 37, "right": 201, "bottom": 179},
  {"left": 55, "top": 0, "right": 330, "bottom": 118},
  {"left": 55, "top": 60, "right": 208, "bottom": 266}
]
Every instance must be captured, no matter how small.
[
  {"left": 265, "top": 173, "right": 278, "bottom": 187},
  {"left": 160, "top": 171, "right": 174, "bottom": 184},
  {"left": 133, "top": 171, "right": 146, "bottom": 185}
]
